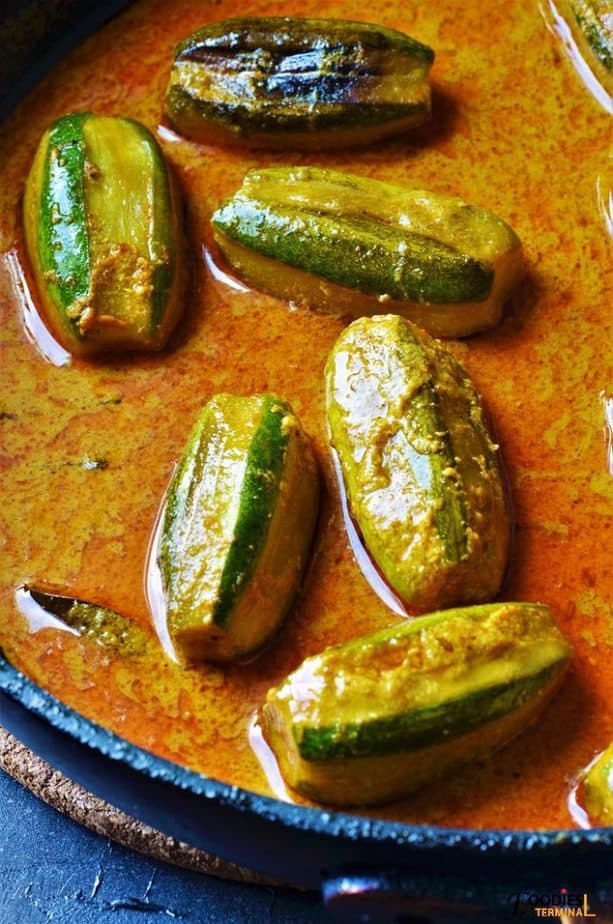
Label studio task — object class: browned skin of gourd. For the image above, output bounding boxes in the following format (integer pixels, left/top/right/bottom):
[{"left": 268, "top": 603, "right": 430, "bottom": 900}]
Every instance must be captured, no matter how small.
[{"left": 0, "top": 0, "right": 611, "bottom": 830}]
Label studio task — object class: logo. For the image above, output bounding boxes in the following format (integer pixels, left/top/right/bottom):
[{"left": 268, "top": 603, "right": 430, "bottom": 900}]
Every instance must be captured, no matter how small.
[{"left": 511, "top": 890, "right": 597, "bottom": 918}]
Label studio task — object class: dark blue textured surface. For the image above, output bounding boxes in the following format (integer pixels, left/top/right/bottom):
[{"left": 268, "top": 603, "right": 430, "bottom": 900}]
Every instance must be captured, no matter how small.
[
  {"left": 0, "top": 1, "right": 138, "bottom": 124},
  {"left": 0, "top": 769, "right": 328, "bottom": 924}
]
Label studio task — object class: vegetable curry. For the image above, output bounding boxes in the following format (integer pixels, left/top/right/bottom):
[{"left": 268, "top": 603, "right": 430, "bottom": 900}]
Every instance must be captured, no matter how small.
[{"left": 0, "top": 0, "right": 611, "bottom": 829}]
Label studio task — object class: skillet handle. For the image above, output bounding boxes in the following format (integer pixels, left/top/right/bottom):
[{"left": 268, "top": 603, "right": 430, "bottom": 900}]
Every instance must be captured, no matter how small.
[
  {"left": 322, "top": 871, "right": 613, "bottom": 924},
  {"left": 322, "top": 873, "right": 501, "bottom": 923}
]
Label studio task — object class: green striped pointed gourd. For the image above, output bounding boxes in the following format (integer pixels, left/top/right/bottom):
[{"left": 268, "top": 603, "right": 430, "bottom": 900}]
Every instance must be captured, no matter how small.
[
  {"left": 325, "top": 315, "right": 510, "bottom": 612},
  {"left": 212, "top": 167, "right": 523, "bottom": 338},
  {"left": 261, "top": 602, "right": 572, "bottom": 806},
  {"left": 584, "top": 742, "right": 613, "bottom": 824},
  {"left": 158, "top": 394, "right": 320, "bottom": 663},
  {"left": 166, "top": 18, "right": 434, "bottom": 149},
  {"left": 23, "top": 113, "right": 186, "bottom": 354}
]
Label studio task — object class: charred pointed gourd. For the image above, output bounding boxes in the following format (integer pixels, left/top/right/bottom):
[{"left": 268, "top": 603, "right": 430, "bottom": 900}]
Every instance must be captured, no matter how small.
[
  {"left": 158, "top": 394, "right": 319, "bottom": 663},
  {"left": 24, "top": 113, "right": 186, "bottom": 354},
  {"left": 262, "top": 602, "right": 571, "bottom": 806},
  {"left": 326, "top": 315, "right": 510, "bottom": 612},
  {"left": 166, "top": 18, "right": 434, "bottom": 149},
  {"left": 584, "top": 742, "right": 613, "bottom": 824},
  {"left": 212, "top": 168, "right": 522, "bottom": 337}
]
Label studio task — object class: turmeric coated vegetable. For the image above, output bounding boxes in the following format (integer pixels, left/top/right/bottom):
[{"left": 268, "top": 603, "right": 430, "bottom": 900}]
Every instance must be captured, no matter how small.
[
  {"left": 166, "top": 18, "right": 434, "bottom": 149},
  {"left": 212, "top": 167, "right": 522, "bottom": 337},
  {"left": 158, "top": 394, "right": 320, "bottom": 662},
  {"left": 23, "top": 113, "right": 186, "bottom": 354},
  {"left": 262, "top": 602, "right": 571, "bottom": 805},
  {"left": 326, "top": 315, "right": 510, "bottom": 612}
]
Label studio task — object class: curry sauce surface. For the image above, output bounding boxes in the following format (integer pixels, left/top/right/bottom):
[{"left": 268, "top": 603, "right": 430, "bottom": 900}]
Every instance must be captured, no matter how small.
[{"left": 0, "top": 0, "right": 611, "bottom": 830}]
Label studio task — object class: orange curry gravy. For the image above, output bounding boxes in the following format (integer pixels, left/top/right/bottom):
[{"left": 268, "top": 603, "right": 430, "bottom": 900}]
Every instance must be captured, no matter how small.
[{"left": 0, "top": 0, "right": 611, "bottom": 831}]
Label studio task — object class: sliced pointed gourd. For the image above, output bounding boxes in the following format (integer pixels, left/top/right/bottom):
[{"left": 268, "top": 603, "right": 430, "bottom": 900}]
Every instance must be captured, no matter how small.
[
  {"left": 23, "top": 113, "right": 186, "bottom": 354},
  {"left": 211, "top": 167, "right": 523, "bottom": 337},
  {"left": 166, "top": 18, "right": 434, "bottom": 149},
  {"left": 325, "top": 314, "right": 510, "bottom": 612},
  {"left": 261, "top": 602, "right": 572, "bottom": 806},
  {"left": 158, "top": 394, "right": 320, "bottom": 663}
]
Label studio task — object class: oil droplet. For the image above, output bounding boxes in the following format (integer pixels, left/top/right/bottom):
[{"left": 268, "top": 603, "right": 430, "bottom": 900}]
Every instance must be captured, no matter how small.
[
  {"left": 332, "top": 449, "right": 408, "bottom": 618},
  {"left": 202, "top": 244, "right": 250, "bottom": 293},
  {"left": 596, "top": 175, "right": 613, "bottom": 238},
  {"left": 248, "top": 712, "right": 295, "bottom": 804},
  {"left": 144, "top": 480, "right": 179, "bottom": 663},
  {"left": 541, "top": 0, "right": 613, "bottom": 114},
  {"left": 156, "top": 124, "right": 184, "bottom": 145},
  {"left": 566, "top": 749, "right": 607, "bottom": 829},
  {"left": 3, "top": 250, "right": 70, "bottom": 367},
  {"left": 601, "top": 391, "right": 613, "bottom": 475},
  {"left": 567, "top": 775, "right": 592, "bottom": 829},
  {"left": 15, "top": 585, "right": 80, "bottom": 636}
]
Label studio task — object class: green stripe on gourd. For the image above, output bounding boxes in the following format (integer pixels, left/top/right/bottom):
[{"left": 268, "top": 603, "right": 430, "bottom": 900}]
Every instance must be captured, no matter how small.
[
  {"left": 392, "top": 319, "right": 468, "bottom": 562},
  {"left": 298, "top": 665, "right": 557, "bottom": 760},
  {"left": 213, "top": 396, "right": 290, "bottom": 627},
  {"left": 261, "top": 602, "right": 572, "bottom": 805},
  {"left": 24, "top": 113, "right": 185, "bottom": 354},
  {"left": 159, "top": 394, "right": 319, "bottom": 662},
  {"left": 325, "top": 315, "right": 509, "bottom": 612},
  {"left": 38, "top": 112, "right": 90, "bottom": 339},
  {"left": 213, "top": 195, "right": 493, "bottom": 305},
  {"left": 212, "top": 168, "right": 522, "bottom": 336},
  {"left": 159, "top": 396, "right": 260, "bottom": 628},
  {"left": 571, "top": 0, "right": 613, "bottom": 71}
]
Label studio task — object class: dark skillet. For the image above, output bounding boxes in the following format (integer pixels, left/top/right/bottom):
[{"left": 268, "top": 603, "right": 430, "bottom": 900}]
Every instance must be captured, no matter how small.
[{"left": 1, "top": 4, "right": 612, "bottom": 922}]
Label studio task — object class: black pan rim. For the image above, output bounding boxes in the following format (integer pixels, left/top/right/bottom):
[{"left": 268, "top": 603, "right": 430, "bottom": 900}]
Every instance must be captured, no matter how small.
[{"left": 2, "top": 651, "right": 612, "bottom": 858}]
